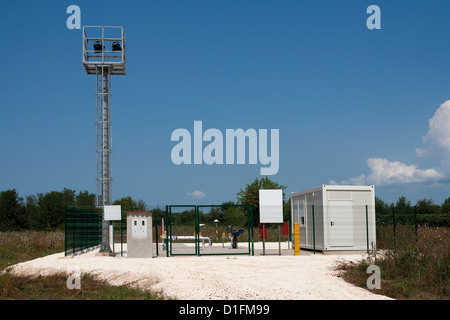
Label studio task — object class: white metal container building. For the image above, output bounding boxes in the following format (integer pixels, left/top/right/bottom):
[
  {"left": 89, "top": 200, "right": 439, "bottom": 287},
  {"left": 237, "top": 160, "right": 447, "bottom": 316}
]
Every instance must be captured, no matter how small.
[{"left": 291, "top": 185, "right": 376, "bottom": 252}]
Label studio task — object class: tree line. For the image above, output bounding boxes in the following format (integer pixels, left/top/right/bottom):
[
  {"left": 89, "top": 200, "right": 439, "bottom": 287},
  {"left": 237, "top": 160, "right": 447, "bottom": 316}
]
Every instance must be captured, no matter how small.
[
  {"left": 1, "top": 178, "right": 449, "bottom": 231},
  {"left": 0, "top": 188, "right": 147, "bottom": 231},
  {"left": 376, "top": 195, "right": 450, "bottom": 226},
  {"left": 376, "top": 195, "right": 450, "bottom": 215}
]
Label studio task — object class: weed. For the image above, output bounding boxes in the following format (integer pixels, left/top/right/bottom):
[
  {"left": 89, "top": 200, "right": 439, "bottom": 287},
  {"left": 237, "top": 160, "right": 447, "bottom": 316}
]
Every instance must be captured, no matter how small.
[{"left": 338, "top": 226, "right": 449, "bottom": 300}]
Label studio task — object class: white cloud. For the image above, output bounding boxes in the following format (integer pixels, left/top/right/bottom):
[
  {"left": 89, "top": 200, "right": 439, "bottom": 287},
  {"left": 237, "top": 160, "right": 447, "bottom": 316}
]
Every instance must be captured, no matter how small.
[
  {"left": 416, "top": 100, "right": 450, "bottom": 173},
  {"left": 187, "top": 190, "right": 206, "bottom": 199},
  {"left": 423, "top": 100, "right": 450, "bottom": 150},
  {"left": 341, "top": 174, "right": 367, "bottom": 185},
  {"left": 339, "top": 158, "right": 444, "bottom": 186},
  {"left": 371, "top": 158, "right": 442, "bottom": 184},
  {"left": 334, "top": 101, "right": 450, "bottom": 186}
]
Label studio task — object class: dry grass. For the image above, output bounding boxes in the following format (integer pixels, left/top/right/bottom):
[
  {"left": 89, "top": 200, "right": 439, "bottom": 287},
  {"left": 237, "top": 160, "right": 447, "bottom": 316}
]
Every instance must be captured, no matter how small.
[
  {"left": 0, "top": 231, "right": 65, "bottom": 271},
  {"left": 0, "top": 231, "right": 168, "bottom": 300},
  {"left": 337, "top": 226, "right": 449, "bottom": 300},
  {"left": 0, "top": 271, "right": 168, "bottom": 300}
]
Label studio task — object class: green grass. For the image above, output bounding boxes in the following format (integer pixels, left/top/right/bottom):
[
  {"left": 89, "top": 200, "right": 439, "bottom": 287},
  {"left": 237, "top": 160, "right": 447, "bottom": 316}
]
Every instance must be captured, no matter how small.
[
  {"left": 0, "top": 231, "right": 170, "bottom": 300},
  {"left": 0, "top": 271, "right": 169, "bottom": 300},
  {"left": 337, "top": 226, "right": 449, "bottom": 300}
]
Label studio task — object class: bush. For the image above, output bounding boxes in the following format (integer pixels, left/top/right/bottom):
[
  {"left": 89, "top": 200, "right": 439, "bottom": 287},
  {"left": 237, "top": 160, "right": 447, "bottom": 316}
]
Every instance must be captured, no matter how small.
[
  {"left": 417, "top": 214, "right": 450, "bottom": 227},
  {"left": 376, "top": 213, "right": 450, "bottom": 227}
]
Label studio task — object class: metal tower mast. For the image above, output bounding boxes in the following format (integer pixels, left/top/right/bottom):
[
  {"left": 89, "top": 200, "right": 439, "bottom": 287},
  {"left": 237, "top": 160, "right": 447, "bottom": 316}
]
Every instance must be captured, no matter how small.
[
  {"left": 82, "top": 26, "right": 126, "bottom": 254},
  {"left": 96, "top": 66, "right": 112, "bottom": 209}
]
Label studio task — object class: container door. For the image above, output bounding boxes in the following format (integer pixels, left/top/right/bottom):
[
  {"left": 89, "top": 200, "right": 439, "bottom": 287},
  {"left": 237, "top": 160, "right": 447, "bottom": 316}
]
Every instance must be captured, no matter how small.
[
  {"left": 328, "top": 200, "right": 353, "bottom": 247},
  {"left": 293, "top": 200, "right": 306, "bottom": 246}
]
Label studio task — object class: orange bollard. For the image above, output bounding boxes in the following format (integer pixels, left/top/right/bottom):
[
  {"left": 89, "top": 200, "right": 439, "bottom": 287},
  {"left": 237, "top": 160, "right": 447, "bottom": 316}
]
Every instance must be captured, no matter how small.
[{"left": 294, "top": 222, "right": 300, "bottom": 256}]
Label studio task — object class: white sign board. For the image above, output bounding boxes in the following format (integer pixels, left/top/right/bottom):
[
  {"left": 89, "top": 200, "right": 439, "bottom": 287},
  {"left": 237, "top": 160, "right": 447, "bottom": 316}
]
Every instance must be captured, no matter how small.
[
  {"left": 104, "top": 205, "right": 122, "bottom": 221},
  {"left": 259, "top": 189, "right": 283, "bottom": 223}
]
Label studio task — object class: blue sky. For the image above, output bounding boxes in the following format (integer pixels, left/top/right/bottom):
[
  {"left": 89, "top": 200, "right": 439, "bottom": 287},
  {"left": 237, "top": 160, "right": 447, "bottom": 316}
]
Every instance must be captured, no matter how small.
[{"left": 1, "top": 0, "right": 450, "bottom": 207}]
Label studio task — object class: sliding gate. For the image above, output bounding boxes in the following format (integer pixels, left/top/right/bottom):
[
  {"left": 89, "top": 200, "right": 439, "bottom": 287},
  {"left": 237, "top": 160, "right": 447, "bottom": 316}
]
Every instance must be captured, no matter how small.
[{"left": 165, "top": 204, "right": 254, "bottom": 256}]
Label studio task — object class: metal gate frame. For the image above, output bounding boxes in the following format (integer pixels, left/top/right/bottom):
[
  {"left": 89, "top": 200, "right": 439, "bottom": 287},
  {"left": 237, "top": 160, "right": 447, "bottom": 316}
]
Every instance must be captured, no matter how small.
[
  {"left": 166, "top": 205, "right": 198, "bottom": 256},
  {"left": 165, "top": 204, "right": 254, "bottom": 257}
]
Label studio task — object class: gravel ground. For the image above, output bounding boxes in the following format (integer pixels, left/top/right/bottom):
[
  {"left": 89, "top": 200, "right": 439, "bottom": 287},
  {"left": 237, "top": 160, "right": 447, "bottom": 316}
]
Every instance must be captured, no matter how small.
[{"left": 7, "top": 243, "right": 392, "bottom": 300}]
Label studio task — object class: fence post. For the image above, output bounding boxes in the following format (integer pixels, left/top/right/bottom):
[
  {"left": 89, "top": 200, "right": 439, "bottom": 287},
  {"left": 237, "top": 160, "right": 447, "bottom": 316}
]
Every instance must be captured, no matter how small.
[
  {"left": 278, "top": 223, "right": 281, "bottom": 256},
  {"left": 99, "top": 210, "right": 102, "bottom": 247},
  {"left": 312, "top": 205, "right": 315, "bottom": 255},
  {"left": 73, "top": 211, "right": 76, "bottom": 255},
  {"left": 288, "top": 215, "right": 292, "bottom": 249},
  {"left": 79, "top": 212, "right": 82, "bottom": 252},
  {"left": 245, "top": 205, "right": 251, "bottom": 256},
  {"left": 366, "top": 205, "right": 369, "bottom": 254},
  {"left": 414, "top": 206, "right": 418, "bottom": 242},
  {"left": 195, "top": 206, "right": 199, "bottom": 256},
  {"left": 251, "top": 205, "right": 254, "bottom": 256},
  {"left": 392, "top": 206, "right": 396, "bottom": 250},
  {"left": 165, "top": 205, "right": 169, "bottom": 257},
  {"left": 262, "top": 223, "right": 266, "bottom": 256},
  {"left": 65, "top": 207, "right": 67, "bottom": 256},
  {"left": 78, "top": 212, "right": 81, "bottom": 252},
  {"left": 155, "top": 224, "right": 159, "bottom": 256},
  {"left": 121, "top": 213, "right": 123, "bottom": 257}
]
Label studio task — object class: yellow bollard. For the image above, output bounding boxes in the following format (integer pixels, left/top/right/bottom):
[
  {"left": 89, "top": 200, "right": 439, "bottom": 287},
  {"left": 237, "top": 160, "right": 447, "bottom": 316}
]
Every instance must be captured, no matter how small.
[{"left": 294, "top": 222, "right": 300, "bottom": 256}]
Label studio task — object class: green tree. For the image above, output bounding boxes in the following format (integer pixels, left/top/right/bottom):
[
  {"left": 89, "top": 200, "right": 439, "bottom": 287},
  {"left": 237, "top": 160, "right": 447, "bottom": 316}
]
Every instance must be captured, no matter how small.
[
  {"left": 25, "top": 195, "right": 40, "bottom": 230},
  {"left": 220, "top": 201, "right": 247, "bottom": 227},
  {"left": 177, "top": 209, "right": 196, "bottom": 225},
  {"left": 375, "top": 196, "right": 391, "bottom": 215},
  {"left": 416, "top": 198, "right": 441, "bottom": 215},
  {"left": 395, "top": 196, "right": 411, "bottom": 208},
  {"left": 62, "top": 188, "right": 76, "bottom": 206},
  {"left": 75, "top": 190, "right": 96, "bottom": 207},
  {"left": 237, "top": 177, "right": 287, "bottom": 225},
  {"left": 152, "top": 207, "right": 165, "bottom": 226},
  {"left": 441, "top": 197, "right": 450, "bottom": 214},
  {"left": 283, "top": 197, "right": 291, "bottom": 221},
  {"left": 37, "top": 191, "right": 66, "bottom": 230},
  {"left": 113, "top": 196, "right": 147, "bottom": 211},
  {"left": 30, "top": 188, "right": 76, "bottom": 231},
  {"left": 0, "top": 189, "right": 25, "bottom": 231},
  {"left": 394, "top": 195, "right": 414, "bottom": 215},
  {"left": 208, "top": 205, "right": 224, "bottom": 224}
]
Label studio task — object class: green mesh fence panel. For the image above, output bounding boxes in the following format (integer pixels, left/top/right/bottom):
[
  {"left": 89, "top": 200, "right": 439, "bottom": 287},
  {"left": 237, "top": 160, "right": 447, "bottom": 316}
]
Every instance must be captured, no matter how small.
[{"left": 65, "top": 206, "right": 102, "bottom": 256}]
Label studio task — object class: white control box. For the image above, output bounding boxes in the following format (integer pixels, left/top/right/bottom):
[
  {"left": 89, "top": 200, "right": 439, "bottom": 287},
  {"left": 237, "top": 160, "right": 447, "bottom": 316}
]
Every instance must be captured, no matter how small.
[
  {"left": 127, "top": 211, "right": 153, "bottom": 258},
  {"left": 132, "top": 218, "right": 148, "bottom": 239}
]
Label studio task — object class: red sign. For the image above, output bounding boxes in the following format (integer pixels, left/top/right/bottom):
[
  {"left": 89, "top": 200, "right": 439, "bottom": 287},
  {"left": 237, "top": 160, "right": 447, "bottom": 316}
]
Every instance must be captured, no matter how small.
[
  {"left": 283, "top": 222, "right": 289, "bottom": 235},
  {"left": 259, "top": 223, "right": 268, "bottom": 239}
]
